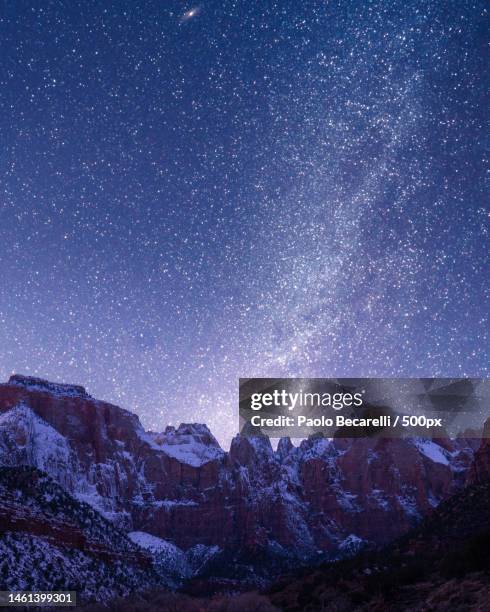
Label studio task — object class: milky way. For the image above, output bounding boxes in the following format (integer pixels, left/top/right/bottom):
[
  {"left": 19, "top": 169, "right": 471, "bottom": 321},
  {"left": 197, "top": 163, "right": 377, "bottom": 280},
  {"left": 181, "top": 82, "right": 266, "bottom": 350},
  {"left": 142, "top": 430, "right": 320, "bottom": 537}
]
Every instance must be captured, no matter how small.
[{"left": 0, "top": 1, "right": 488, "bottom": 445}]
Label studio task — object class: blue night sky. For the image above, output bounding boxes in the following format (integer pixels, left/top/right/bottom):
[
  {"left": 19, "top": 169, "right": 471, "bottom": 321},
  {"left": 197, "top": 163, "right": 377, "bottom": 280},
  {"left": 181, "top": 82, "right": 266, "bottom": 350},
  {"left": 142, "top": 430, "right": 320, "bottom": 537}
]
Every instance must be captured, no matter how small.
[{"left": 0, "top": 1, "right": 488, "bottom": 445}]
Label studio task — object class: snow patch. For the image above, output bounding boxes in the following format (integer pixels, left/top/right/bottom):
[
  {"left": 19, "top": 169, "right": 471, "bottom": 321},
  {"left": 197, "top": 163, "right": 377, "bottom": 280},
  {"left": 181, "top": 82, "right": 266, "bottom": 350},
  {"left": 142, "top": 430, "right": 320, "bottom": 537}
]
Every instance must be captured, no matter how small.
[
  {"left": 129, "top": 531, "right": 181, "bottom": 554},
  {"left": 369, "top": 488, "right": 390, "bottom": 510},
  {"left": 336, "top": 489, "right": 361, "bottom": 513},
  {"left": 397, "top": 494, "right": 420, "bottom": 519},
  {"left": 338, "top": 534, "right": 367, "bottom": 556},
  {"left": 412, "top": 439, "right": 450, "bottom": 465}
]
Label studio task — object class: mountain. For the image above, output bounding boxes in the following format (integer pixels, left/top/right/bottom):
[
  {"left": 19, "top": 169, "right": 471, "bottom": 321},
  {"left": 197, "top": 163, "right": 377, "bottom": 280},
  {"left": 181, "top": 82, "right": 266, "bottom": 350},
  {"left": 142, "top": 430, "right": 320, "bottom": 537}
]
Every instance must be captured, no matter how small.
[{"left": 0, "top": 374, "right": 483, "bottom": 599}]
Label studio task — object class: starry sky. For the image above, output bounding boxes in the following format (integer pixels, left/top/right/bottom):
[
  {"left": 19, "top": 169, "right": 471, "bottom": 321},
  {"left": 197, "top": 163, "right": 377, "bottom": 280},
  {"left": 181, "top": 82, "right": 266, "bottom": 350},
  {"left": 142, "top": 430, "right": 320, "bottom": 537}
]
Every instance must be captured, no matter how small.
[{"left": 0, "top": 0, "right": 488, "bottom": 446}]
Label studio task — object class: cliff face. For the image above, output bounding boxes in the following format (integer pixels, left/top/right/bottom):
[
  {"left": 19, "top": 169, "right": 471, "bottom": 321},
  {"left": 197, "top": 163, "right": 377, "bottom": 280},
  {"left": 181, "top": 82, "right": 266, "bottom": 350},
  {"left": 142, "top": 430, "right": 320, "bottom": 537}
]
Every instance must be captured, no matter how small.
[
  {"left": 0, "top": 374, "right": 482, "bottom": 589},
  {"left": 468, "top": 418, "right": 490, "bottom": 484}
]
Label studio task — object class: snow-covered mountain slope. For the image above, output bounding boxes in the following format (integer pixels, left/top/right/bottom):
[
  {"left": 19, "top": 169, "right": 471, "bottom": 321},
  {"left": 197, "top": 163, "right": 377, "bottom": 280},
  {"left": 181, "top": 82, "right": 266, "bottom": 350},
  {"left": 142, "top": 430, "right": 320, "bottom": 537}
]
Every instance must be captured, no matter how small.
[
  {"left": 0, "top": 466, "right": 160, "bottom": 602},
  {"left": 0, "top": 374, "right": 482, "bottom": 589}
]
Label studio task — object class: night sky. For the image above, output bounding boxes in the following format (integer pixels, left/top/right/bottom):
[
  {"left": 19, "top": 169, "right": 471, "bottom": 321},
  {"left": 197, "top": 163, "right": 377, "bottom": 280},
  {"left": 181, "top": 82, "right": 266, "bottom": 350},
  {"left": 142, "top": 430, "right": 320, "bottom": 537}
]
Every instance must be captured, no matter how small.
[{"left": 0, "top": 1, "right": 488, "bottom": 445}]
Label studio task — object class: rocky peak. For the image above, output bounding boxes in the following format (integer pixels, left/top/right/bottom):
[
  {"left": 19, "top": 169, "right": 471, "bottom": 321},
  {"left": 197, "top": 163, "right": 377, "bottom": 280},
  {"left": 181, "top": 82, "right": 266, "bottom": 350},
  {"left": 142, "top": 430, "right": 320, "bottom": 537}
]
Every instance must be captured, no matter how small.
[
  {"left": 228, "top": 433, "right": 274, "bottom": 467},
  {"left": 145, "top": 422, "right": 224, "bottom": 468},
  {"left": 8, "top": 374, "right": 90, "bottom": 399},
  {"left": 276, "top": 436, "right": 294, "bottom": 461}
]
